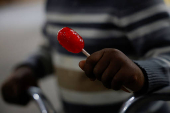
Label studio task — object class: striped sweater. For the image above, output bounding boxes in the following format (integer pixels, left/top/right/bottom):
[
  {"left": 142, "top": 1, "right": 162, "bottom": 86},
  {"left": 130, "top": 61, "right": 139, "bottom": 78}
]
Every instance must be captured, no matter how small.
[{"left": 21, "top": 0, "right": 170, "bottom": 112}]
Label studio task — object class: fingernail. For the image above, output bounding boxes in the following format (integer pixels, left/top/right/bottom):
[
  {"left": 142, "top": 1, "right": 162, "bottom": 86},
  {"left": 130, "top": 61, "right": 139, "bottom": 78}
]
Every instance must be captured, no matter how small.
[{"left": 79, "top": 62, "right": 83, "bottom": 70}]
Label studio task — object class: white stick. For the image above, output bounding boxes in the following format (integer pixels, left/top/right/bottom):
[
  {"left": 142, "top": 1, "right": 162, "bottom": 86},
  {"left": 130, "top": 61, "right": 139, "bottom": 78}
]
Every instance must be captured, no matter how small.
[
  {"left": 123, "top": 86, "right": 133, "bottom": 93},
  {"left": 82, "top": 49, "right": 90, "bottom": 57}
]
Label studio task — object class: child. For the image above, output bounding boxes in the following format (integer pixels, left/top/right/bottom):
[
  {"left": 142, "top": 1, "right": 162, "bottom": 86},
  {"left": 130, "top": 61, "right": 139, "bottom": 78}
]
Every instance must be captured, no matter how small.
[{"left": 2, "top": 0, "right": 170, "bottom": 112}]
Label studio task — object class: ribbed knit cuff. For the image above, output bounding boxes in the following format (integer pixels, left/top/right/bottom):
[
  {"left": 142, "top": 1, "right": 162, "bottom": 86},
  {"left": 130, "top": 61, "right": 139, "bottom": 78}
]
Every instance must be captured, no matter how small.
[
  {"left": 134, "top": 58, "right": 169, "bottom": 95},
  {"left": 15, "top": 55, "right": 46, "bottom": 79}
]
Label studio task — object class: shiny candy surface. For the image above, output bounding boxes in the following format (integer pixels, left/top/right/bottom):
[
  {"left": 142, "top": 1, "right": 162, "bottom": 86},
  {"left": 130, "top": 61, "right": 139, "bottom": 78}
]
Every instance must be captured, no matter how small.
[{"left": 57, "top": 27, "right": 84, "bottom": 53}]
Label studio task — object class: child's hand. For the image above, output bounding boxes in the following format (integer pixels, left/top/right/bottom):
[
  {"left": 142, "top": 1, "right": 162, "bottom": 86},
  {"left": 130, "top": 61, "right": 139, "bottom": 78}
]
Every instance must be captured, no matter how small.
[
  {"left": 1, "top": 67, "right": 38, "bottom": 105},
  {"left": 79, "top": 48, "right": 145, "bottom": 92}
]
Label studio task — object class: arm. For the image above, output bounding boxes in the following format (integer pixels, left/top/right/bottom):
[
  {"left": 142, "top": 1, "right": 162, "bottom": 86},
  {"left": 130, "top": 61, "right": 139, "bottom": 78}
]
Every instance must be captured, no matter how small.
[
  {"left": 126, "top": 1, "right": 170, "bottom": 94},
  {"left": 17, "top": 37, "right": 54, "bottom": 78},
  {"left": 79, "top": 0, "right": 170, "bottom": 94},
  {"left": 1, "top": 36, "right": 54, "bottom": 105}
]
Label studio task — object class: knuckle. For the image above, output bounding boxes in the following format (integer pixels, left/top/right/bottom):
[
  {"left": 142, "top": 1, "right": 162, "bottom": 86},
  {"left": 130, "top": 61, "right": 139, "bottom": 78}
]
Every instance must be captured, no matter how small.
[
  {"left": 113, "top": 76, "right": 119, "bottom": 82},
  {"left": 111, "top": 48, "right": 120, "bottom": 54},
  {"left": 109, "top": 49, "right": 123, "bottom": 62},
  {"left": 129, "top": 75, "right": 138, "bottom": 84},
  {"left": 102, "top": 48, "right": 115, "bottom": 55}
]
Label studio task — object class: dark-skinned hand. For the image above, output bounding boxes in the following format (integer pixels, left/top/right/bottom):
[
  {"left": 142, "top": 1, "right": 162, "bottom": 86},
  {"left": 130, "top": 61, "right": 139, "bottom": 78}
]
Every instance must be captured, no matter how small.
[
  {"left": 79, "top": 48, "right": 145, "bottom": 93},
  {"left": 1, "top": 67, "right": 38, "bottom": 105}
]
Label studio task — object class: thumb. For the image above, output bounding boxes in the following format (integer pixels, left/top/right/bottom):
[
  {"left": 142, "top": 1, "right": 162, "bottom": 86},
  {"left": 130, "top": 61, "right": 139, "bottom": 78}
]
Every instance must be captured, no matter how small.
[{"left": 79, "top": 60, "right": 86, "bottom": 70}]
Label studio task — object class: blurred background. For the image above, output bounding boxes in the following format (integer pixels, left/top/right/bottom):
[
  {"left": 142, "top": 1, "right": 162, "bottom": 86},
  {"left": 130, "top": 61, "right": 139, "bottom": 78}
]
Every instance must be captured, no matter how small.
[
  {"left": 0, "top": 0, "right": 170, "bottom": 113},
  {"left": 0, "top": 0, "right": 62, "bottom": 113}
]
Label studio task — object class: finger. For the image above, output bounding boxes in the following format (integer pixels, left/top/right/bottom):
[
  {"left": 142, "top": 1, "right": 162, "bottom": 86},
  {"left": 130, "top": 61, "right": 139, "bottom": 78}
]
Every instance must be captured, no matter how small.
[
  {"left": 1, "top": 80, "right": 18, "bottom": 104},
  {"left": 101, "top": 60, "right": 121, "bottom": 89},
  {"left": 79, "top": 60, "right": 86, "bottom": 70},
  {"left": 83, "top": 50, "right": 104, "bottom": 79},
  {"left": 93, "top": 53, "right": 110, "bottom": 81},
  {"left": 1, "top": 70, "right": 36, "bottom": 105},
  {"left": 111, "top": 68, "right": 125, "bottom": 91},
  {"left": 115, "top": 65, "right": 141, "bottom": 92},
  {"left": 111, "top": 66, "right": 137, "bottom": 91},
  {"left": 79, "top": 60, "right": 96, "bottom": 80},
  {"left": 2, "top": 79, "right": 30, "bottom": 105},
  {"left": 18, "top": 72, "right": 38, "bottom": 90}
]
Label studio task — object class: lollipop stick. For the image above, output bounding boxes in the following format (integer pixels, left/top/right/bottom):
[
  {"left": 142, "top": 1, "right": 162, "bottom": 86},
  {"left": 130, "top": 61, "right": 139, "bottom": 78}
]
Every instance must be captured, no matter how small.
[
  {"left": 122, "top": 86, "right": 133, "bottom": 93},
  {"left": 82, "top": 49, "right": 90, "bottom": 57}
]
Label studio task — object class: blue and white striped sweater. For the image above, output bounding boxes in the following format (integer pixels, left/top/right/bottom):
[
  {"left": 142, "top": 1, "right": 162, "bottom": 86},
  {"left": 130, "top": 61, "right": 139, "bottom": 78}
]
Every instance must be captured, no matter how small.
[{"left": 21, "top": 0, "right": 170, "bottom": 112}]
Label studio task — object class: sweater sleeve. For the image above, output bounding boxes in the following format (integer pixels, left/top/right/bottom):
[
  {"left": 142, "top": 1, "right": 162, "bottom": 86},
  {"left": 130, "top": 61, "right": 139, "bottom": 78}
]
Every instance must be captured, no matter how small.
[
  {"left": 16, "top": 37, "right": 54, "bottom": 78},
  {"left": 122, "top": 0, "right": 170, "bottom": 94},
  {"left": 134, "top": 55, "right": 170, "bottom": 94}
]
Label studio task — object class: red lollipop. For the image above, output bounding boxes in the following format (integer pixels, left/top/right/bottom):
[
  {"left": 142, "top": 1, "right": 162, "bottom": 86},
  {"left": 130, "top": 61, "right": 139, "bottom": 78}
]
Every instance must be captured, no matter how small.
[
  {"left": 57, "top": 27, "right": 90, "bottom": 57},
  {"left": 57, "top": 27, "right": 132, "bottom": 92}
]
